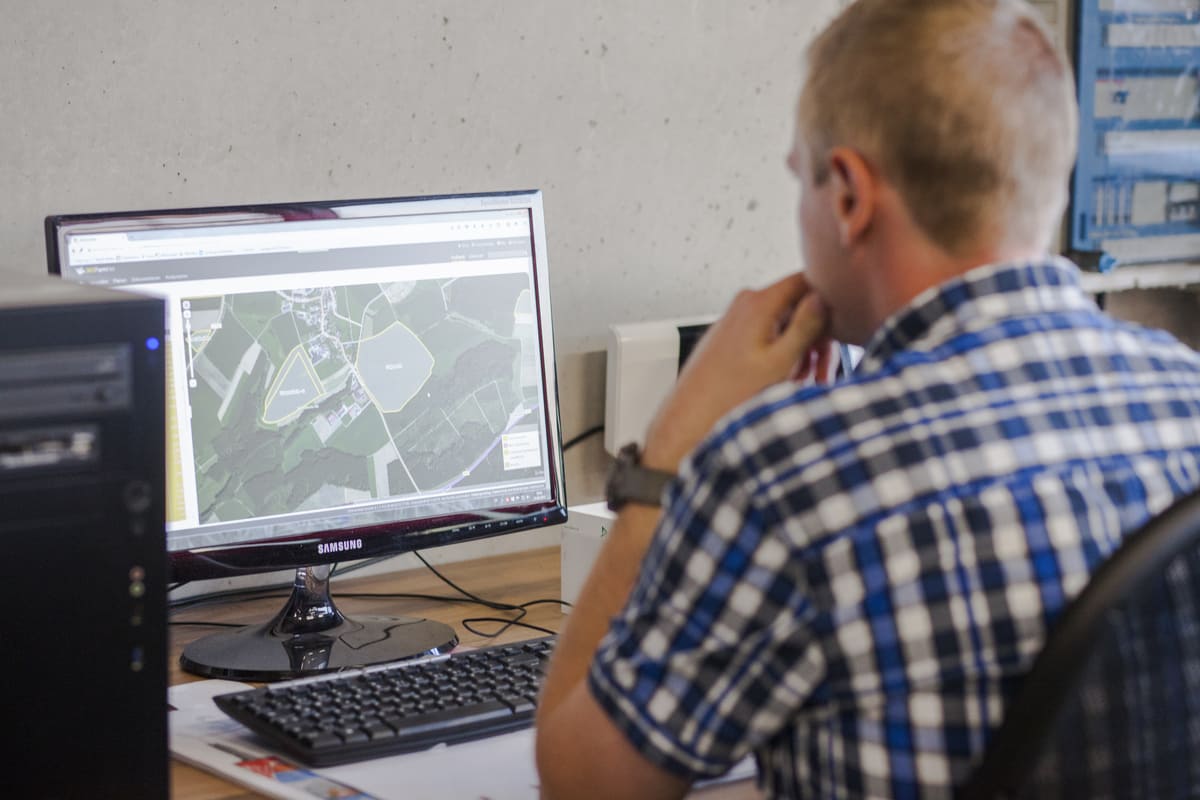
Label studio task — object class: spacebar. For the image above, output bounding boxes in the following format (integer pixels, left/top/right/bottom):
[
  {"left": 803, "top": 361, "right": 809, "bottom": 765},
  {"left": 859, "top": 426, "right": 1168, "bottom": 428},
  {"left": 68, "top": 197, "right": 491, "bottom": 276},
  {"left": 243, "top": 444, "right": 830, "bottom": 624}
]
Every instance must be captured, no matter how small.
[{"left": 392, "top": 700, "right": 519, "bottom": 741}]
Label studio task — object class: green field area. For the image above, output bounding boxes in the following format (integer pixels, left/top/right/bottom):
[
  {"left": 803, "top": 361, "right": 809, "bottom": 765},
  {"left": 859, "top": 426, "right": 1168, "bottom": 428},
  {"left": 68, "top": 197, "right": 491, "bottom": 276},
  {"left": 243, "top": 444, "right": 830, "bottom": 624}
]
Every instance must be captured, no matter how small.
[
  {"left": 448, "top": 273, "right": 529, "bottom": 338},
  {"left": 257, "top": 313, "right": 305, "bottom": 373},
  {"left": 199, "top": 311, "right": 256, "bottom": 379},
  {"left": 279, "top": 450, "right": 371, "bottom": 507},
  {"left": 194, "top": 370, "right": 279, "bottom": 519},
  {"left": 195, "top": 470, "right": 233, "bottom": 522},
  {"left": 358, "top": 293, "right": 400, "bottom": 339},
  {"left": 341, "top": 283, "right": 384, "bottom": 328},
  {"left": 422, "top": 417, "right": 463, "bottom": 456},
  {"left": 187, "top": 379, "right": 222, "bottom": 467},
  {"left": 311, "top": 349, "right": 347, "bottom": 384},
  {"left": 422, "top": 318, "right": 491, "bottom": 380},
  {"left": 229, "top": 293, "right": 285, "bottom": 342},
  {"left": 236, "top": 425, "right": 288, "bottom": 479},
  {"left": 385, "top": 458, "right": 418, "bottom": 496},
  {"left": 214, "top": 498, "right": 254, "bottom": 522},
  {"left": 238, "top": 466, "right": 299, "bottom": 517},
  {"left": 327, "top": 404, "right": 392, "bottom": 458},
  {"left": 475, "top": 383, "right": 509, "bottom": 433},
  {"left": 329, "top": 312, "right": 359, "bottom": 348},
  {"left": 397, "top": 408, "right": 490, "bottom": 489},
  {"left": 281, "top": 419, "right": 324, "bottom": 473},
  {"left": 392, "top": 281, "right": 447, "bottom": 335},
  {"left": 448, "top": 391, "right": 495, "bottom": 435}
]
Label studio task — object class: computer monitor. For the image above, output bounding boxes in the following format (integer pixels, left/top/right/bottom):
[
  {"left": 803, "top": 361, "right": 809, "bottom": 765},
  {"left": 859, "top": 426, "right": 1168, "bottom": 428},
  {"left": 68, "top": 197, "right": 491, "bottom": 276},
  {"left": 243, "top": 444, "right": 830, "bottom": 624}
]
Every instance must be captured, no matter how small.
[{"left": 46, "top": 190, "right": 567, "bottom": 680}]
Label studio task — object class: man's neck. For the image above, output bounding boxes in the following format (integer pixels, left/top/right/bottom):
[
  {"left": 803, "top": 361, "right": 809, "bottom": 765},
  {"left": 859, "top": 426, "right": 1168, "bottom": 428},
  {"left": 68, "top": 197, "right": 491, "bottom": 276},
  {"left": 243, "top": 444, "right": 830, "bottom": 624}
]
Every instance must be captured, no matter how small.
[{"left": 862, "top": 214, "right": 1048, "bottom": 342}]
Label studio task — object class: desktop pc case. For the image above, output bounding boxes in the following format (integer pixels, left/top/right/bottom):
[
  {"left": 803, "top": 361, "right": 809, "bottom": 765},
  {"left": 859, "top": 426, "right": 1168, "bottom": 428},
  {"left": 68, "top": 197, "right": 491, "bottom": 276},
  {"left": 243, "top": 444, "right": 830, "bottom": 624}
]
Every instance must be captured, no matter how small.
[{"left": 0, "top": 270, "right": 167, "bottom": 798}]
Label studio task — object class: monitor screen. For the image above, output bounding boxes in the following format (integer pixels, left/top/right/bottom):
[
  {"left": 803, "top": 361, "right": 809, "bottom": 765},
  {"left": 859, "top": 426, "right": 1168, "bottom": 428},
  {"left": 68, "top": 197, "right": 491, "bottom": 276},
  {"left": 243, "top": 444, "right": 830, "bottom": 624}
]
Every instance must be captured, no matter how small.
[{"left": 47, "top": 190, "right": 567, "bottom": 679}]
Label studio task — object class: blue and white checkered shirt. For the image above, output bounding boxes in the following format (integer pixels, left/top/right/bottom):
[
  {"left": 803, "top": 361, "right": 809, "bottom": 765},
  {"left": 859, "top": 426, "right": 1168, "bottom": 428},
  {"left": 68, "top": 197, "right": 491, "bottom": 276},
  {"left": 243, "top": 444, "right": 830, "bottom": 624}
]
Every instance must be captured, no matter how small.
[{"left": 589, "top": 258, "right": 1200, "bottom": 798}]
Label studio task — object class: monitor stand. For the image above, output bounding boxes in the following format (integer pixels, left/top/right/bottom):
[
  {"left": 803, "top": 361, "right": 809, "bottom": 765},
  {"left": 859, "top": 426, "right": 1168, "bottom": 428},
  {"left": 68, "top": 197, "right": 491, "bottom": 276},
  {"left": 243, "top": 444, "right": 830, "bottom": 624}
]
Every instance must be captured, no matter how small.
[{"left": 179, "top": 564, "right": 458, "bottom": 681}]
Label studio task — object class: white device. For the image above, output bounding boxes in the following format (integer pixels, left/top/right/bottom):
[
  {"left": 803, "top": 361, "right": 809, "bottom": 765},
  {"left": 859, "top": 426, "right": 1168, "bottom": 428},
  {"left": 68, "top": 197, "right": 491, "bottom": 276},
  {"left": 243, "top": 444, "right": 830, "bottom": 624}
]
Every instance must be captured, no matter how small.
[
  {"left": 604, "top": 316, "right": 864, "bottom": 455},
  {"left": 560, "top": 501, "right": 616, "bottom": 606},
  {"left": 603, "top": 315, "right": 717, "bottom": 455}
]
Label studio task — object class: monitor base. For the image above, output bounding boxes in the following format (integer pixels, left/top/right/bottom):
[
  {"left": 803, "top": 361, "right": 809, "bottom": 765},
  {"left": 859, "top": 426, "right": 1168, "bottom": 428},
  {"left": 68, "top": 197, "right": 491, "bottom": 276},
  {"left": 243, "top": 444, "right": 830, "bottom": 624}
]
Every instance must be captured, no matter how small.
[
  {"left": 180, "top": 615, "right": 458, "bottom": 681},
  {"left": 179, "top": 564, "right": 459, "bottom": 681}
]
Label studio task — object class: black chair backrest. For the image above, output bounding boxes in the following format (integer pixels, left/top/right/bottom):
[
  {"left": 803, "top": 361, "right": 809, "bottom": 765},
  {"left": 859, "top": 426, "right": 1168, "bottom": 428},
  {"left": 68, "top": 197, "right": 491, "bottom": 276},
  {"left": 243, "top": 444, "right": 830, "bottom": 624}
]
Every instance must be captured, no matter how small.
[{"left": 958, "top": 487, "right": 1200, "bottom": 800}]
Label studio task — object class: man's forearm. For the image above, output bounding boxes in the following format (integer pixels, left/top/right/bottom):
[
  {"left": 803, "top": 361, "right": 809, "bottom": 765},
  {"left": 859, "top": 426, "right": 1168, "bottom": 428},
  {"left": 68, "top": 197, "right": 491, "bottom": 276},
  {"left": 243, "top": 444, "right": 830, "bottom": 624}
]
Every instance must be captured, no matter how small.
[
  {"left": 534, "top": 273, "right": 830, "bottom": 797},
  {"left": 537, "top": 503, "right": 662, "bottom": 717},
  {"left": 535, "top": 503, "right": 694, "bottom": 800}
]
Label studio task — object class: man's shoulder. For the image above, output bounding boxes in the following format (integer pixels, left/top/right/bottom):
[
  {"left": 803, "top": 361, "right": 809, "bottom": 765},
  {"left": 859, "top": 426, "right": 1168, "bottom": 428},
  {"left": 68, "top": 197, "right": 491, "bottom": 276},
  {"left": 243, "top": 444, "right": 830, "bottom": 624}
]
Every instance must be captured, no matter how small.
[{"left": 688, "top": 374, "right": 894, "bottom": 486}]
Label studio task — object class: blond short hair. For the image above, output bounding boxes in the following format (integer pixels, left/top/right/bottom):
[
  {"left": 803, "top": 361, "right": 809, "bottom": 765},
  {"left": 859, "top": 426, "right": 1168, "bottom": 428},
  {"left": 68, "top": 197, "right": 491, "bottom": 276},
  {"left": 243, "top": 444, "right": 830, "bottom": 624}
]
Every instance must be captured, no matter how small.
[{"left": 797, "top": 0, "right": 1078, "bottom": 255}]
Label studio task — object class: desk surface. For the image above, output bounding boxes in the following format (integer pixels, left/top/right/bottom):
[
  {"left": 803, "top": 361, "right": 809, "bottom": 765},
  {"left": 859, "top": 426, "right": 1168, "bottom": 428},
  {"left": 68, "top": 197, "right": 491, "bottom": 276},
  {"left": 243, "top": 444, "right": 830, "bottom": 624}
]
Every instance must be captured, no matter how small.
[{"left": 169, "top": 546, "right": 759, "bottom": 800}]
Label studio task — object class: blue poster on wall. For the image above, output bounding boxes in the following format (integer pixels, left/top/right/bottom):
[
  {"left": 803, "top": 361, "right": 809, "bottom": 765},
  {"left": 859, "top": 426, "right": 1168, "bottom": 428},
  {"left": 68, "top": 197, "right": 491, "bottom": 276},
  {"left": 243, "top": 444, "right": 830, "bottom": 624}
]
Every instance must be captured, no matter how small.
[{"left": 1070, "top": 0, "right": 1200, "bottom": 268}]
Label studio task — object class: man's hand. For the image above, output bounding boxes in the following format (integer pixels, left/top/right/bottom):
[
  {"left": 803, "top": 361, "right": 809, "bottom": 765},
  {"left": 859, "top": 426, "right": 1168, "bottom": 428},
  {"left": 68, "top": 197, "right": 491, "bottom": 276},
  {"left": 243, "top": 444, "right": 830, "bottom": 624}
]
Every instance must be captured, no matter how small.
[{"left": 642, "top": 272, "right": 832, "bottom": 472}]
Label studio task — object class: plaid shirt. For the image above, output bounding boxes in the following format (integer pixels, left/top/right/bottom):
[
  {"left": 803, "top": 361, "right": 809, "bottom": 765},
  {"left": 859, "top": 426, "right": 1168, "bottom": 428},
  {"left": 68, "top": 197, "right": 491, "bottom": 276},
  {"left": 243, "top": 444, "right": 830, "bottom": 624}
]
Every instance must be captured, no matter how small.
[{"left": 589, "top": 258, "right": 1200, "bottom": 798}]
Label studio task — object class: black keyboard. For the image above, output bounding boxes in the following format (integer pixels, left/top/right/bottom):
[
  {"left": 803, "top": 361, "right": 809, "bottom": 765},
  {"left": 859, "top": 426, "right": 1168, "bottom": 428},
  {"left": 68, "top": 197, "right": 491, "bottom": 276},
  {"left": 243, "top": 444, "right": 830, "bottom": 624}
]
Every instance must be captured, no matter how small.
[{"left": 214, "top": 635, "right": 555, "bottom": 766}]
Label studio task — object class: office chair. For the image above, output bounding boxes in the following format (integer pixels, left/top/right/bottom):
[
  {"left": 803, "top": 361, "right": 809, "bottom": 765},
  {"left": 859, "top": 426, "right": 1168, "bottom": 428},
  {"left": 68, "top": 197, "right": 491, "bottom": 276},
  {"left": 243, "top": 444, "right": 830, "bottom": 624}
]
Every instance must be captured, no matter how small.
[{"left": 958, "top": 487, "right": 1200, "bottom": 799}]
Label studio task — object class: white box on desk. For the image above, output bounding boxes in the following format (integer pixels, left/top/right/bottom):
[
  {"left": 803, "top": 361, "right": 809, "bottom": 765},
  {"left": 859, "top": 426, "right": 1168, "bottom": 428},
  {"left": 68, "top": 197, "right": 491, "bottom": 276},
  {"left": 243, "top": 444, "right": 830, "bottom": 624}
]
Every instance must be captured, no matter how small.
[{"left": 561, "top": 501, "right": 616, "bottom": 607}]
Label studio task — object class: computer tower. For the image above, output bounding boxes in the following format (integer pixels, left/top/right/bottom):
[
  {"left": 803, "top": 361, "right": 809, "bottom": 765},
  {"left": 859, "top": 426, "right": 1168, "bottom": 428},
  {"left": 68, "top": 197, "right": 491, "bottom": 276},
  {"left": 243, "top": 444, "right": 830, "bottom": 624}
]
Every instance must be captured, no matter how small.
[{"left": 0, "top": 270, "right": 167, "bottom": 798}]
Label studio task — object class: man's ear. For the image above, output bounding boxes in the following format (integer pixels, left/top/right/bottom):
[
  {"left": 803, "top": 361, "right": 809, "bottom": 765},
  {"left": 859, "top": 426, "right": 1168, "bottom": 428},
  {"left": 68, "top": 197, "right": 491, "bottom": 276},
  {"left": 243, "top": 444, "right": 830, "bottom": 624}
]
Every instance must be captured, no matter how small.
[{"left": 827, "top": 146, "right": 876, "bottom": 246}]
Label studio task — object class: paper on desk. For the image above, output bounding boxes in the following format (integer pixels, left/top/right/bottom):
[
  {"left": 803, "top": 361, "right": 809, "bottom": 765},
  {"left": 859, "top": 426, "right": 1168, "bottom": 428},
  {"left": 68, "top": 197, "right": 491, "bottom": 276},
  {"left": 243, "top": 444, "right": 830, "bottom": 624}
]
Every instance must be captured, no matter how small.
[
  {"left": 169, "top": 679, "right": 379, "bottom": 799},
  {"left": 170, "top": 679, "right": 754, "bottom": 800}
]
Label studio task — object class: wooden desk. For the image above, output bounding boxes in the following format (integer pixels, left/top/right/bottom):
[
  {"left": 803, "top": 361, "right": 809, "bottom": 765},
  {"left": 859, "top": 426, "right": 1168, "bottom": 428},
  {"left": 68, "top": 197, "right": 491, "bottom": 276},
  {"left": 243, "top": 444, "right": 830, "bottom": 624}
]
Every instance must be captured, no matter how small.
[{"left": 169, "top": 546, "right": 759, "bottom": 799}]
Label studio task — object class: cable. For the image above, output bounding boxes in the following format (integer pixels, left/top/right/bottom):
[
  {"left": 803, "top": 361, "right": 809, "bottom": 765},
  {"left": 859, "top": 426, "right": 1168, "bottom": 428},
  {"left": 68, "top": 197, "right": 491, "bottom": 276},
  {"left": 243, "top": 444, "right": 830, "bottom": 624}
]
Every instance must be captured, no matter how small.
[
  {"left": 169, "top": 550, "right": 571, "bottom": 639},
  {"left": 562, "top": 423, "right": 604, "bottom": 452},
  {"left": 335, "top": 555, "right": 572, "bottom": 639},
  {"left": 409, "top": 551, "right": 569, "bottom": 639},
  {"left": 461, "top": 598, "right": 566, "bottom": 638},
  {"left": 412, "top": 551, "right": 518, "bottom": 610}
]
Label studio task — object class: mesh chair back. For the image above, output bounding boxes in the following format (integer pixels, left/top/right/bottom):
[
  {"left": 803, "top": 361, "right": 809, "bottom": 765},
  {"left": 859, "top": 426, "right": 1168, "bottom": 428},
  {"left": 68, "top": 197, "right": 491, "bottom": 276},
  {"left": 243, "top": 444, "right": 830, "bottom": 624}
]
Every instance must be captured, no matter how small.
[{"left": 959, "top": 488, "right": 1200, "bottom": 799}]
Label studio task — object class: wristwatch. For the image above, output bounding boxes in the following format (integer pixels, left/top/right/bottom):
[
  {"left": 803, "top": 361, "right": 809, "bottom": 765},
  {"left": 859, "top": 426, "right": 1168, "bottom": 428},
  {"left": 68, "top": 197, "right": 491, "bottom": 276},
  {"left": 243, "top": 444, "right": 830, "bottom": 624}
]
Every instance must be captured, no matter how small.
[{"left": 605, "top": 442, "right": 676, "bottom": 511}]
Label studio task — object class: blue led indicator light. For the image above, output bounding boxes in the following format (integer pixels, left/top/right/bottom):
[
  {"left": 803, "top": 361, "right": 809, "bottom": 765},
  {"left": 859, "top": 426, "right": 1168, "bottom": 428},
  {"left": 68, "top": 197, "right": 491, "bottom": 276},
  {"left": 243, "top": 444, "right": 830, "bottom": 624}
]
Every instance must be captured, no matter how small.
[{"left": 145, "top": 336, "right": 161, "bottom": 351}]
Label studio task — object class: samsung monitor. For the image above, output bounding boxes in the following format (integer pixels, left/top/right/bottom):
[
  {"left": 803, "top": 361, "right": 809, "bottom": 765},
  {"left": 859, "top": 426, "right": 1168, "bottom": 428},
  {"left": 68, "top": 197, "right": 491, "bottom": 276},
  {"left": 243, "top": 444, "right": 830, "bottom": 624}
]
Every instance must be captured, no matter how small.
[{"left": 47, "top": 190, "right": 567, "bottom": 680}]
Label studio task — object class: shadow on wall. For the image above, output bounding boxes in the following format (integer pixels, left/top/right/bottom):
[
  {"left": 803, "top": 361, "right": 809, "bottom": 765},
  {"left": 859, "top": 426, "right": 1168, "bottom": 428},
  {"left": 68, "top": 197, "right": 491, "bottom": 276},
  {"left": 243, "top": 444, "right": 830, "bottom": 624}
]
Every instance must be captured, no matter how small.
[{"left": 1106, "top": 288, "right": 1200, "bottom": 350}]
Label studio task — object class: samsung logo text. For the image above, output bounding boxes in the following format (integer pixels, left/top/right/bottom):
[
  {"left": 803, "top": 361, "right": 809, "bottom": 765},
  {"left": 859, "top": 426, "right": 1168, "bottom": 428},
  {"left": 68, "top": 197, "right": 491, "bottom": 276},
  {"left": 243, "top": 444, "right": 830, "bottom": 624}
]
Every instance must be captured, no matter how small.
[{"left": 318, "top": 539, "right": 363, "bottom": 555}]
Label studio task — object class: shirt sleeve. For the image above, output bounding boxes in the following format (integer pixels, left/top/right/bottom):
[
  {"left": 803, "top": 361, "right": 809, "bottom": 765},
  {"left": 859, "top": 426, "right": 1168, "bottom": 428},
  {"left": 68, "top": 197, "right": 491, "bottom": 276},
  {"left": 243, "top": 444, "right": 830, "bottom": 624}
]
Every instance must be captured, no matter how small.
[{"left": 587, "top": 431, "right": 828, "bottom": 779}]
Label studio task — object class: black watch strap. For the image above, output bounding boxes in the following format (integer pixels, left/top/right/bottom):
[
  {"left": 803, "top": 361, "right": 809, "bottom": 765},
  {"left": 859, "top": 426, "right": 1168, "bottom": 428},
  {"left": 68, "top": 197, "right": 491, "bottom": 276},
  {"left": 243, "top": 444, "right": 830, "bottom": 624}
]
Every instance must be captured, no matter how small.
[{"left": 605, "top": 442, "right": 676, "bottom": 511}]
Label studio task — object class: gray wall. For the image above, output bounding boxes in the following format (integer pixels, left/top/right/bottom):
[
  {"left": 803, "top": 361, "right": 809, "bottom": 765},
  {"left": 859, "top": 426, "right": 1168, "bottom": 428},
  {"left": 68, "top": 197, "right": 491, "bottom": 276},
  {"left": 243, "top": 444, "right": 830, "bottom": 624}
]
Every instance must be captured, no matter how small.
[
  {"left": 11, "top": 0, "right": 1196, "bottom": 582},
  {"left": 2, "top": 0, "right": 856, "bottom": 577},
  {"left": 2, "top": 0, "right": 846, "bottom": 353}
]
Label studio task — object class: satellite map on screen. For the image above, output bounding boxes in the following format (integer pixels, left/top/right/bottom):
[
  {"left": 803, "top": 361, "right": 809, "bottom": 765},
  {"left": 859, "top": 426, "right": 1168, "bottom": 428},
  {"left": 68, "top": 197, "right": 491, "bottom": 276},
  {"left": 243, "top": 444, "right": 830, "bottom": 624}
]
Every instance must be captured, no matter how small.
[{"left": 180, "top": 272, "right": 543, "bottom": 524}]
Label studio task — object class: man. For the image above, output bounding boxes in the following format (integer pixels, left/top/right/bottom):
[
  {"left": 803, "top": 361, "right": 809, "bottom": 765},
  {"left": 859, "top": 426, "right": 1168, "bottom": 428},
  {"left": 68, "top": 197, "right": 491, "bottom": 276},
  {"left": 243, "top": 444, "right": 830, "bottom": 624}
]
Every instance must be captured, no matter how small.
[{"left": 536, "top": 0, "right": 1200, "bottom": 797}]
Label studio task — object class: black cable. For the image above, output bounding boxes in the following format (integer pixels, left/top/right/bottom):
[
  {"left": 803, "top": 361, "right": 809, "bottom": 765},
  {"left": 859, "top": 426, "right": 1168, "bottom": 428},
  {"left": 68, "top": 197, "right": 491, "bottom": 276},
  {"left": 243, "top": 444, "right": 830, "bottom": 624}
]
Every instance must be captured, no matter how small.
[
  {"left": 412, "top": 552, "right": 570, "bottom": 639},
  {"left": 413, "top": 551, "right": 520, "bottom": 610},
  {"left": 461, "top": 599, "right": 568, "bottom": 638},
  {"left": 167, "top": 550, "right": 572, "bottom": 639},
  {"left": 462, "top": 616, "right": 559, "bottom": 637},
  {"left": 562, "top": 423, "right": 604, "bottom": 452}
]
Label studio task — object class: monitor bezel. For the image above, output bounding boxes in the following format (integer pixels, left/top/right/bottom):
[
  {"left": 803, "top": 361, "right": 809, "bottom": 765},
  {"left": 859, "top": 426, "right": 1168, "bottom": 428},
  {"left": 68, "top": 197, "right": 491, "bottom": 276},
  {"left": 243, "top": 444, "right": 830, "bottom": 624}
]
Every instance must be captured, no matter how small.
[{"left": 46, "top": 190, "right": 568, "bottom": 582}]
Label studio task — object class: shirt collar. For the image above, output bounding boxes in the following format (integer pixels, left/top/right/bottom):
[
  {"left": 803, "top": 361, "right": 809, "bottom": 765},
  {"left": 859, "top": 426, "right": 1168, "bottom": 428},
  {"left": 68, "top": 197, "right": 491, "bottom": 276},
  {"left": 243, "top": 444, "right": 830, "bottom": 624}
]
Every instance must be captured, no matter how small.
[{"left": 856, "top": 256, "right": 1091, "bottom": 370}]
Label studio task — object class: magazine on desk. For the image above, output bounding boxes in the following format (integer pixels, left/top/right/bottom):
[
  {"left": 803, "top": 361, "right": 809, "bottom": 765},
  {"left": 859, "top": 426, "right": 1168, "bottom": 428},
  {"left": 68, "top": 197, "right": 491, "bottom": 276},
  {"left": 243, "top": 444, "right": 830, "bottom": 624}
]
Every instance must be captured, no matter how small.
[{"left": 169, "top": 679, "right": 756, "bottom": 800}]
